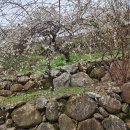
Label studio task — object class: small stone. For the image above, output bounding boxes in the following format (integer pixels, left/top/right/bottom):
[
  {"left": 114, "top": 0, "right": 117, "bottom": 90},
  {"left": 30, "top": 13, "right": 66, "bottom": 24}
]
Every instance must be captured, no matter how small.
[
  {"left": 117, "top": 113, "right": 127, "bottom": 120},
  {"left": 17, "top": 76, "right": 29, "bottom": 84},
  {"left": 87, "top": 92, "right": 101, "bottom": 100},
  {"left": 42, "top": 115, "right": 46, "bottom": 122},
  {"left": 10, "top": 84, "right": 23, "bottom": 92},
  {"left": 126, "top": 119, "right": 130, "bottom": 129},
  {"left": 94, "top": 113, "right": 104, "bottom": 120},
  {"left": 112, "top": 87, "right": 122, "bottom": 94},
  {"left": 37, "top": 122, "right": 55, "bottom": 130},
  {"left": 122, "top": 103, "right": 129, "bottom": 114},
  {"left": 98, "top": 107, "right": 109, "bottom": 118},
  {"left": 0, "top": 90, "right": 12, "bottom": 97},
  {"left": 6, "top": 119, "right": 13, "bottom": 127},
  {"left": 23, "top": 81, "right": 35, "bottom": 91},
  {"left": 36, "top": 97, "right": 48, "bottom": 110},
  {"left": 121, "top": 82, "right": 130, "bottom": 104}
]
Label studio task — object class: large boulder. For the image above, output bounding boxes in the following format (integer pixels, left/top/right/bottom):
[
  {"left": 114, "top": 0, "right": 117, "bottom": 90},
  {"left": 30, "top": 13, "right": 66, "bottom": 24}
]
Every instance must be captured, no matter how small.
[
  {"left": 53, "top": 72, "right": 70, "bottom": 87},
  {"left": 11, "top": 103, "right": 42, "bottom": 128},
  {"left": 102, "top": 115, "right": 127, "bottom": 130},
  {"left": 10, "top": 84, "right": 23, "bottom": 92},
  {"left": 37, "top": 123, "right": 55, "bottom": 130},
  {"left": 71, "top": 72, "right": 93, "bottom": 87},
  {"left": 59, "top": 114, "right": 76, "bottom": 130},
  {"left": 45, "top": 101, "right": 59, "bottom": 122},
  {"left": 77, "top": 118, "right": 104, "bottom": 130},
  {"left": 121, "top": 82, "right": 130, "bottom": 104},
  {"left": 0, "top": 90, "right": 12, "bottom": 97},
  {"left": 99, "top": 95, "right": 122, "bottom": 114},
  {"left": 90, "top": 67, "right": 106, "bottom": 80},
  {"left": 66, "top": 94, "right": 97, "bottom": 121}
]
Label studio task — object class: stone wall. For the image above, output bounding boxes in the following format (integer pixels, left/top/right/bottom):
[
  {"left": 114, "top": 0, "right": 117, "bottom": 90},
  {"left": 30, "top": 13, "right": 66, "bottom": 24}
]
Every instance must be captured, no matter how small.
[
  {"left": 0, "top": 83, "right": 130, "bottom": 130},
  {"left": 0, "top": 61, "right": 108, "bottom": 97}
]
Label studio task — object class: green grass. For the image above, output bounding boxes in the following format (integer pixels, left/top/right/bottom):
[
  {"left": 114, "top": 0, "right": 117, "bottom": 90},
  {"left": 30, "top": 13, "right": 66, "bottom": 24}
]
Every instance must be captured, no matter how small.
[
  {"left": 2, "top": 52, "right": 102, "bottom": 74},
  {"left": 51, "top": 53, "right": 102, "bottom": 69},
  {"left": 0, "top": 86, "right": 87, "bottom": 105}
]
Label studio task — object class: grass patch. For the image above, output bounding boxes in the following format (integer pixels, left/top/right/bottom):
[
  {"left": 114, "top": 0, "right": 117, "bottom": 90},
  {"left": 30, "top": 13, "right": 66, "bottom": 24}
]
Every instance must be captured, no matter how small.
[
  {"left": 1, "top": 86, "right": 88, "bottom": 105},
  {"left": 2, "top": 52, "right": 102, "bottom": 74}
]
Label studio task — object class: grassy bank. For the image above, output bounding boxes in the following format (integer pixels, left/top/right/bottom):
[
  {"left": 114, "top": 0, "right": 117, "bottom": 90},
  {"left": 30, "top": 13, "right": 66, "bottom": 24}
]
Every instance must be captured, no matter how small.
[
  {"left": 3, "top": 52, "right": 102, "bottom": 74},
  {"left": 0, "top": 86, "right": 88, "bottom": 105}
]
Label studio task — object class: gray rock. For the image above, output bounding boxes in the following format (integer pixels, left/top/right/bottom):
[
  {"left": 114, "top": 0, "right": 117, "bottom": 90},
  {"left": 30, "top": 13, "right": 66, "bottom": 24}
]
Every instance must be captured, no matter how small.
[
  {"left": 17, "top": 76, "right": 29, "bottom": 84},
  {"left": 99, "top": 95, "right": 122, "bottom": 114},
  {"left": 94, "top": 113, "right": 104, "bottom": 120},
  {"left": 66, "top": 94, "right": 97, "bottom": 121},
  {"left": 51, "top": 69, "right": 61, "bottom": 78},
  {"left": 61, "top": 64, "right": 78, "bottom": 74},
  {"left": 87, "top": 92, "right": 101, "bottom": 101},
  {"left": 30, "top": 73, "right": 43, "bottom": 81},
  {"left": 59, "top": 114, "right": 76, "bottom": 130},
  {"left": 36, "top": 97, "right": 48, "bottom": 110},
  {"left": 11, "top": 103, "right": 42, "bottom": 128},
  {"left": 71, "top": 72, "right": 93, "bottom": 87},
  {"left": 37, "top": 123, "right": 55, "bottom": 130},
  {"left": 53, "top": 72, "right": 70, "bottom": 87},
  {"left": 102, "top": 115, "right": 127, "bottom": 130},
  {"left": 45, "top": 101, "right": 59, "bottom": 122}
]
